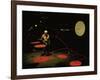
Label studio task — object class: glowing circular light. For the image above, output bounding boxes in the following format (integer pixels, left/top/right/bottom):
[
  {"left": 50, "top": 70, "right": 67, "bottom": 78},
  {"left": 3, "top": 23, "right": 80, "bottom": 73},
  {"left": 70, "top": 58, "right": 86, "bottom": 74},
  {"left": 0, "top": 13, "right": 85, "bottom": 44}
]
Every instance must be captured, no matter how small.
[
  {"left": 57, "top": 54, "right": 68, "bottom": 59},
  {"left": 69, "top": 60, "right": 82, "bottom": 66},
  {"left": 75, "top": 21, "right": 85, "bottom": 37},
  {"left": 35, "top": 24, "right": 37, "bottom": 27},
  {"left": 33, "top": 56, "right": 49, "bottom": 63},
  {"left": 34, "top": 44, "right": 46, "bottom": 48},
  {"left": 44, "top": 30, "right": 48, "bottom": 33}
]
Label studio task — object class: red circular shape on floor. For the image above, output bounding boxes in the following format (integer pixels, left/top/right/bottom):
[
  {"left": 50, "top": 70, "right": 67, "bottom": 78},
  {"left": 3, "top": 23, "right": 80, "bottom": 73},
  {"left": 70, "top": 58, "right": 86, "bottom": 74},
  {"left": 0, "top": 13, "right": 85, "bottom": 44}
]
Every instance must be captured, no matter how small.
[
  {"left": 57, "top": 54, "right": 68, "bottom": 59},
  {"left": 33, "top": 56, "right": 49, "bottom": 63},
  {"left": 69, "top": 60, "right": 82, "bottom": 66},
  {"left": 34, "top": 44, "right": 46, "bottom": 48},
  {"left": 31, "top": 41, "right": 41, "bottom": 44}
]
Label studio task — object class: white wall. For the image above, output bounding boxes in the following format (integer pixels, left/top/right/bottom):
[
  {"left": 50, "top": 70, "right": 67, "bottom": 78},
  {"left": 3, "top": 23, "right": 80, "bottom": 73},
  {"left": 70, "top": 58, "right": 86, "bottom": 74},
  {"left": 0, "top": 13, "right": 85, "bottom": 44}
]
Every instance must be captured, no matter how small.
[{"left": 0, "top": 0, "right": 99, "bottom": 80}]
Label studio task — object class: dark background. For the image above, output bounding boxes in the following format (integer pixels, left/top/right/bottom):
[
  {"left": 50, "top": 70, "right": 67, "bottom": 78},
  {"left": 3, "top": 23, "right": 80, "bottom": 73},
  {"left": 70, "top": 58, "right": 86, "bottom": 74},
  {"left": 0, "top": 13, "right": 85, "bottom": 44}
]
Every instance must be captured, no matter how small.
[{"left": 22, "top": 11, "right": 89, "bottom": 61}]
